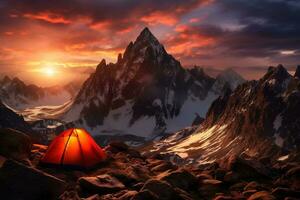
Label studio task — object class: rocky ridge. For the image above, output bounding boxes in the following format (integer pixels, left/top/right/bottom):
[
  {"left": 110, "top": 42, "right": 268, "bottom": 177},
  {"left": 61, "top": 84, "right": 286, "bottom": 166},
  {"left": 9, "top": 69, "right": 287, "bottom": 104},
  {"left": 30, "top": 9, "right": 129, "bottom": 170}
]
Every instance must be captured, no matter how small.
[{"left": 146, "top": 65, "right": 300, "bottom": 164}]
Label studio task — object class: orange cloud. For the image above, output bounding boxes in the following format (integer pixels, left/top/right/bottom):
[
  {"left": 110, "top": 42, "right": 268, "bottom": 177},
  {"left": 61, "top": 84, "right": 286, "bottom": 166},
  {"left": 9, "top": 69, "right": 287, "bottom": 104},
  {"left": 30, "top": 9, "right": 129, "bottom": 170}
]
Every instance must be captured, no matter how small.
[
  {"left": 166, "top": 25, "right": 216, "bottom": 57},
  {"left": 141, "top": 12, "right": 178, "bottom": 26},
  {"left": 23, "top": 12, "right": 72, "bottom": 24},
  {"left": 4, "top": 32, "right": 14, "bottom": 36},
  {"left": 189, "top": 18, "right": 200, "bottom": 23}
]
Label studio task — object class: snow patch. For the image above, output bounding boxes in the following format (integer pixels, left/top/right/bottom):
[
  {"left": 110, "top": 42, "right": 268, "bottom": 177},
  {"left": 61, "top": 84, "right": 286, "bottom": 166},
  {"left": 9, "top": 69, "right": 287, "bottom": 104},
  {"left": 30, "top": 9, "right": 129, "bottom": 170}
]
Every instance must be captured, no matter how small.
[
  {"left": 277, "top": 154, "right": 289, "bottom": 161},
  {"left": 168, "top": 124, "right": 227, "bottom": 153},
  {"left": 165, "top": 92, "right": 218, "bottom": 133},
  {"left": 273, "top": 114, "right": 282, "bottom": 131},
  {"left": 274, "top": 133, "right": 284, "bottom": 147}
]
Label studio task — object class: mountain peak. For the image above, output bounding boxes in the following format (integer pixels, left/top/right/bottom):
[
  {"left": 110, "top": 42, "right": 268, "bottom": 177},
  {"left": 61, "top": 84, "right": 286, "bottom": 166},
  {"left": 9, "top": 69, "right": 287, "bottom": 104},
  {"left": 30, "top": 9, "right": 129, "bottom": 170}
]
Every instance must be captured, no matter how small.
[
  {"left": 265, "top": 64, "right": 290, "bottom": 81},
  {"left": 2, "top": 75, "right": 11, "bottom": 83},
  {"left": 96, "top": 59, "right": 106, "bottom": 71},
  {"left": 139, "top": 27, "right": 154, "bottom": 38},
  {"left": 294, "top": 65, "right": 300, "bottom": 78},
  {"left": 121, "top": 27, "right": 166, "bottom": 62},
  {"left": 135, "top": 27, "right": 159, "bottom": 44},
  {"left": 217, "top": 68, "right": 245, "bottom": 83}
]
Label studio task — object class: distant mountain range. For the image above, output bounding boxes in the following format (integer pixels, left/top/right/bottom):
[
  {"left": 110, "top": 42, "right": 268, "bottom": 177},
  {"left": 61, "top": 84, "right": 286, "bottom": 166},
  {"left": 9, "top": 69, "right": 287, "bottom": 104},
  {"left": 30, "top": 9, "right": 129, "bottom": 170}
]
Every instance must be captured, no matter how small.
[
  {"left": 0, "top": 76, "right": 80, "bottom": 110},
  {"left": 61, "top": 28, "right": 245, "bottom": 137},
  {"left": 146, "top": 64, "right": 300, "bottom": 164}
]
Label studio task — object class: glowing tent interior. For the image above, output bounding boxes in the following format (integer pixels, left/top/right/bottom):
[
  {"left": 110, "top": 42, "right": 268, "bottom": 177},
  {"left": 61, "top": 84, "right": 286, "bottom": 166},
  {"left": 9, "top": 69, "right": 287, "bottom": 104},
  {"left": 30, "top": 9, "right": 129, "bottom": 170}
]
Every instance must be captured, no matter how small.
[{"left": 40, "top": 128, "right": 106, "bottom": 168}]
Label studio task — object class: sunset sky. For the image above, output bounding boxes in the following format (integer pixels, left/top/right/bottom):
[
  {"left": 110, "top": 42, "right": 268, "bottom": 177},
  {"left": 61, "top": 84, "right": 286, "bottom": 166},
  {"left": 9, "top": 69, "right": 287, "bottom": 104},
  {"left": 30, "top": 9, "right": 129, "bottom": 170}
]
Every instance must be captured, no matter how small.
[{"left": 0, "top": 0, "right": 299, "bottom": 86}]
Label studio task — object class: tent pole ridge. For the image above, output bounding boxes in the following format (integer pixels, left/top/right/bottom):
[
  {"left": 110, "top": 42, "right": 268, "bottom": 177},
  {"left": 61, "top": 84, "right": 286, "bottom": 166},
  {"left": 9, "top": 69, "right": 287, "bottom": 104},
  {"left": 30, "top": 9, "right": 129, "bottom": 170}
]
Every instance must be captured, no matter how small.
[
  {"left": 60, "top": 129, "right": 73, "bottom": 165},
  {"left": 90, "top": 139, "right": 104, "bottom": 160},
  {"left": 75, "top": 129, "right": 86, "bottom": 167}
]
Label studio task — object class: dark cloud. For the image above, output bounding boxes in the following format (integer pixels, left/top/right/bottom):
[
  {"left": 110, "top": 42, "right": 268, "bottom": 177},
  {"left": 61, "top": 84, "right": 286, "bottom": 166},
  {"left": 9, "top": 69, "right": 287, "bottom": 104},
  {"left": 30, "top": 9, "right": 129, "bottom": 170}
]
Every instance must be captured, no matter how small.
[
  {"left": 215, "top": 0, "right": 300, "bottom": 55},
  {"left": 2, "top": 0, "right": 206, "bottom": 29},
  {"left": 163, "top": 0, "right": 300, "bottom": 72},
  {"left": 0, "top": 0, "right": 300, "bottom": 83}
]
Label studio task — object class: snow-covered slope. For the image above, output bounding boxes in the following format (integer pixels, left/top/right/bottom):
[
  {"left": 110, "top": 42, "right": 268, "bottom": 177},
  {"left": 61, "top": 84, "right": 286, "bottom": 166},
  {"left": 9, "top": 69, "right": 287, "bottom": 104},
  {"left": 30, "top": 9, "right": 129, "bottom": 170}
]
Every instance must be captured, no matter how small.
[
  {"left": 61, "top": 28, "right": 244, "bottom": 137},
  {"left": 146, "top": 65, "right": 300, "bottom": 163}
]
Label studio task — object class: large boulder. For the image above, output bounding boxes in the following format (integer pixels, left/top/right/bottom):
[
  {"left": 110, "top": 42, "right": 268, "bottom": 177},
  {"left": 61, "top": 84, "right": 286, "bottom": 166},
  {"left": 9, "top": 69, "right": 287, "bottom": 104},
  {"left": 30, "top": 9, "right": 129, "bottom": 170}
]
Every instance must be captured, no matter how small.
[
  {"left": 248, "top": 191, "right": 276, "bottom": 200},
  {"left": 106, "top": 141, "right": 129, "bottom": 153},
  {"left": 131, "top": 189, "right": 159, "bottom": 200},
  {"left": 141, "top": 179, "right": 180, "bottom": 200},
  {"left": 151, "top": 161, "right": 177, "bottom": 173},
  {"left": 0, "top": 159, "right": 66, "bottom": 200},
  {"left": 271, "top": 187, "right": 300, "bottom": 199},
  {"left": 0, "top": 128, "right": 32, "bottom": 160},
  {"left": 244, "top": 181, "right": 266, "bottom": 191},
  {"left": 78, "top": 174, "right": 125, "bottom": 194},
  {"left": 199, "top": 179, "right": 223, "bottom": 198},
  {"left": 222, "top": 156, "right": 272, "bottom": 181},
  {"left": 157, "top": 169, "right": 198, "bottom": 191},
  {"left": 96, "top": 190, "right": 137, "bottom": 200},
  {"left": 106, "top": 141, "right": 143, "bottom": 158},
  {"left": 285, "top": 166, "right": 300, "bottom": 190},
  {"left": 104, "top": 168, "right": 140, "bottom": 187}
]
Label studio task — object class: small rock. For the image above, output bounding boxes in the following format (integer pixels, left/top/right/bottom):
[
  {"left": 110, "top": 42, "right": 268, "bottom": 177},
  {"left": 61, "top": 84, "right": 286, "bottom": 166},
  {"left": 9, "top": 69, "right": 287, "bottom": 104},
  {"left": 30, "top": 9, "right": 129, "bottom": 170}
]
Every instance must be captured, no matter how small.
[
  {"left": 146, "top": 159, "right": 165, "bottom": 168},
  {"left": 199, "top": 179, "right": 223, "bottom": 198},
  {"left": 213, "top": 195, "right": 235, "bottom": 200},
  {"left": 106, "top": 169, "right": 139, "bottom": 186},
  {"left": 106, "top": 141, "right": 129, "bottom": 153},
  {"left": 59, "top": 190, "right": 81, "bottom": 200},
  {"left": 244, "top": 181, "right": 262, "bottom": 191},
  {"left": 151, "top": 161, "right": 176, "bottom": 173},
  {"left": 158, "top": 169, "right": 198, "bottom": 191},
  {"left": 117, "top": 190, "right": 138, "bottom": 200},
  {"left": 127, "top": 149, "right": 143, "bottom": 159},
  {"left": 215, "top": 168, "right": 227, "bottom": 181},
  {"left": 197, "top": 173, "right": 213, "bottom": 181},
  {"left": 248, "top": 191, "right": 276, "bottom": 200},
  {"left": 79, "top": 174, "right": 125, "bottom": 194},
  {"left": 243, "top": 190, "right": 257, "bottom": 198},
  {"left": 100, "top": 190, "right": 137, "bottom": 200},
  {"left": 131, "top": 189, "right": 159, "bottom": 200},
  {"left": 174, "top": 187, "right": 194, "bottom": 200},
  {"left": 229, "top": 182, "right": 248, "bottom": 192},
  {"left": 132, "top": 182, "right": 145, "bottom": 191},
  {"left": 141, "top": 179, "right": 179, "bottom": 200},
  {"left": 224, "top": 156, "right": 271, "bottom": 180},
  {"left": 223, "top": 171, "right": 239, "bottom": 183},
  {"left": 84, "top": 194, "right": 100, "bottom": 200},
  {"left": 0, "top": 155, "right": 6, "bottom": 167},
  {"left": 272, "top": 187, "right": 300, "bottom": 199},
  {"left": 285, "top": 166, "right": 300, "bottom": 190}
]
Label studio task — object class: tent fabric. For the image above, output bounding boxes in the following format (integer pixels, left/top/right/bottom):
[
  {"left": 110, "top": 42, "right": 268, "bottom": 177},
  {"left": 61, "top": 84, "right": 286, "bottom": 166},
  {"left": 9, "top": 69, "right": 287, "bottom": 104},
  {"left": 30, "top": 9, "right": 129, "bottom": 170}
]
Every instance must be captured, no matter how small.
[{"left": 41, "top": 128, "right": 106, "bottom": 168}]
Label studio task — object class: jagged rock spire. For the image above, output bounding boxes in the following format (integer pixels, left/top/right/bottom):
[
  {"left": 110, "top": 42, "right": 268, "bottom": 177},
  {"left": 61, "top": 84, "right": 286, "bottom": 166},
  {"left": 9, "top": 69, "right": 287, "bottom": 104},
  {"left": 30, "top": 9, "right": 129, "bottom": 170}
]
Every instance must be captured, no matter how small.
[
  {"left": 294, "top": 65, "right": 300, "bottom": 78},
  {"left": 265, "top": 64, "right": 290, "bottom": 81},
  {"left": 96, "top": 59, "right": 106, "bottom": 71}
]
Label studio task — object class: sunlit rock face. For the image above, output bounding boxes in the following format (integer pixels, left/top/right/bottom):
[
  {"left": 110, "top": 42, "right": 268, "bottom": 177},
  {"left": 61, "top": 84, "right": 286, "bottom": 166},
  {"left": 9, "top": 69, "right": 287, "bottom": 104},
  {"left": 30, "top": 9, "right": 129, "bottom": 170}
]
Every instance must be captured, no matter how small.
[
  {"left": 63, "top": 28, "right": 244, "bottom": 137},
  {"left": 146, "top": 65, "right": 300, "bottom": 164}
]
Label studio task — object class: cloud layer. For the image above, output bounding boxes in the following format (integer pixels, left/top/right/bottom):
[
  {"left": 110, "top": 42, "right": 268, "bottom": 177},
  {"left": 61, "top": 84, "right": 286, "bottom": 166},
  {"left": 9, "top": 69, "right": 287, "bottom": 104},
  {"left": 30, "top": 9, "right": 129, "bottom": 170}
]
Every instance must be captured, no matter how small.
[{"left": 0, "top": 0, "right": 299, "bottom": 84}]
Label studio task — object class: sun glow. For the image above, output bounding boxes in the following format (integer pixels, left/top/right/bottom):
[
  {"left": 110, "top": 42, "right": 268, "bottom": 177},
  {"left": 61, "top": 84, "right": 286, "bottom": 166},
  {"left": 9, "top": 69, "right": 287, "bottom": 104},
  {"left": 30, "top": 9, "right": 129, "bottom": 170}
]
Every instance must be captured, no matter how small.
[{"left": 44, "top": 67, "right": 56, "bottom": 76}]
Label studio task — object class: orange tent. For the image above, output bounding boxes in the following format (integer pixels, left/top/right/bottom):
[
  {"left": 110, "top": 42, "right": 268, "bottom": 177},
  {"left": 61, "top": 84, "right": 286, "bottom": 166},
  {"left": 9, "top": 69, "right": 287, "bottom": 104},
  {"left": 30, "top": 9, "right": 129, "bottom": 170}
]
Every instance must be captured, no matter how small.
[{"left": 40, "top": 128, "right": 106, "bottom": 168}]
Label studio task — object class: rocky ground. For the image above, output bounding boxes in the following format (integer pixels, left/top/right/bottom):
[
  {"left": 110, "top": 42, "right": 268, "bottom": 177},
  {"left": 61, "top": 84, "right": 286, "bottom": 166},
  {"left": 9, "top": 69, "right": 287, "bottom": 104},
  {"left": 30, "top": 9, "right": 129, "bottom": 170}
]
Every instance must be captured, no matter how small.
[{"left": 0, "top": 128, "right": 300, "bottom": 200}]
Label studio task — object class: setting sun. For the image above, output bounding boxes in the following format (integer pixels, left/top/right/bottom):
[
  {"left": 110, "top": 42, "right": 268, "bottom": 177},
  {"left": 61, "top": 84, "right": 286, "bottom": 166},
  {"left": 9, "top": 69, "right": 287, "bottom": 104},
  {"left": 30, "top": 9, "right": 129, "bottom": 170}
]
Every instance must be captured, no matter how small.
[{"left": 44, "top": 67, "right": 56, "bottom": 76}]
